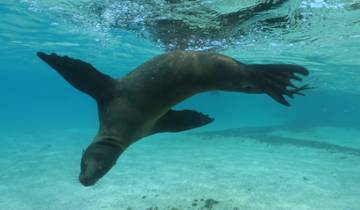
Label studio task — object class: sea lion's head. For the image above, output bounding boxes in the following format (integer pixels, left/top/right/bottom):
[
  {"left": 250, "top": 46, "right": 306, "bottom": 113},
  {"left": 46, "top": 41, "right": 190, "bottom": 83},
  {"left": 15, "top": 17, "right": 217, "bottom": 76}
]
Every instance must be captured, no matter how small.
[{"left": 79, "top": 139, "right": 124, "bottom": 186}]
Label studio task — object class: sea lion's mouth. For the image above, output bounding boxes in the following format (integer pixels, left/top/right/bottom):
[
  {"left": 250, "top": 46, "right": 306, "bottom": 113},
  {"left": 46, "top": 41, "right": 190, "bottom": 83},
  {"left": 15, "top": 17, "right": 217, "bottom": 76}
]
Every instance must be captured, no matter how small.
[{"left": 79, "top": 175, "right": 97, "bottom": 187}]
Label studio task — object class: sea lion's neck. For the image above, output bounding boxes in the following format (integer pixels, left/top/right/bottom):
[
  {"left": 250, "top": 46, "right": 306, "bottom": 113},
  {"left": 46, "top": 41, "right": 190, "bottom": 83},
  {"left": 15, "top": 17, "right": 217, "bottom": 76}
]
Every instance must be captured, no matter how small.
[{"left": 92, "top": 133, "right": 130, "bottom": 151}]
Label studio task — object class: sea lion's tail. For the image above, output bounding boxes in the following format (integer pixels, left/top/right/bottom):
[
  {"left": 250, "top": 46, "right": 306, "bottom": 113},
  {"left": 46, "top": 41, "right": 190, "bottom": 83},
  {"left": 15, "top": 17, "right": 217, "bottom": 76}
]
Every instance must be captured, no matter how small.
[
  {"left": 247, "top": 64, "right": 312, "bottom": 106},
  {"left": 37, "top": 52, "right": 116, "bottom": 101}
]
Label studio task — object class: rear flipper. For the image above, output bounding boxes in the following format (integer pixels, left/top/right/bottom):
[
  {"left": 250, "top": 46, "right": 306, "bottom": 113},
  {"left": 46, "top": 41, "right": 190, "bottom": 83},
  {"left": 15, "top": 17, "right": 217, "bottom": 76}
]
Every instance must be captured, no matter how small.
[
  {"left": 152, "top": 109, "right": 214, "bottom": 134},
  {"left": 37, "top": 52, "right": 115, "bottom": 101},
  {"left": 246, "top": 64, "right": 312, "bottom": 106}
]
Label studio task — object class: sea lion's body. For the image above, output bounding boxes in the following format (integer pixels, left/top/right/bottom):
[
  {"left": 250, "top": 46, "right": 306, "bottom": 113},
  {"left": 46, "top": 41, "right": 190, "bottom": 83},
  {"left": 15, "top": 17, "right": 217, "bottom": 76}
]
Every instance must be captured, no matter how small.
[
  {"left": 37, "top": 50, "right": 310, "bottom": 186},
  {"left": 98, "top": 51, "right": 249, "bottom": 143}
]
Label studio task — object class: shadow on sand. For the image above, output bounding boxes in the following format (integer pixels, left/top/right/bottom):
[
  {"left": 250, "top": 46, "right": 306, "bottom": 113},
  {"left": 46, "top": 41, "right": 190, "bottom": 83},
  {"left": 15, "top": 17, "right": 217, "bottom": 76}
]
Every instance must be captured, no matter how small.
[{"left": 191, "top": 121, "right": 360, "bottom": 156}]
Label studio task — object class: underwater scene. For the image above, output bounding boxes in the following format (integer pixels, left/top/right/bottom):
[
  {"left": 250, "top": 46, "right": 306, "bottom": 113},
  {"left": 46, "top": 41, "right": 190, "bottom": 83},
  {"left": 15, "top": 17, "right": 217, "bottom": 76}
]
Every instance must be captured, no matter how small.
[{"left": 1, "top": 0, "right": 360, "bottom": 209}]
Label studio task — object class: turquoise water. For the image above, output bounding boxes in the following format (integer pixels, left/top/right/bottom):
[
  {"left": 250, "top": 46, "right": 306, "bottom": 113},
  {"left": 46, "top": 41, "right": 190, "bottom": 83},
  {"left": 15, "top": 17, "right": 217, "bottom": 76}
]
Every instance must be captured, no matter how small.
[{"left": 1, "top": 0, "right": 360, "bottom": 209}]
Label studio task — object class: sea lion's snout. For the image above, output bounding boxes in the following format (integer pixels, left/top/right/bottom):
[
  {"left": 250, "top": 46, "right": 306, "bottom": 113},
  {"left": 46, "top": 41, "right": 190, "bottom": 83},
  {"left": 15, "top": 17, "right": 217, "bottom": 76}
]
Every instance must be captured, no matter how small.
[
  {"left": 79, "top": 140, "right": 124, "bottom": 187},
  {"left": 79, "top": 175, "right": 97, "bottom": 186},
  {"left": 79, "top": 154, "right": 103, "bottom": 187}
]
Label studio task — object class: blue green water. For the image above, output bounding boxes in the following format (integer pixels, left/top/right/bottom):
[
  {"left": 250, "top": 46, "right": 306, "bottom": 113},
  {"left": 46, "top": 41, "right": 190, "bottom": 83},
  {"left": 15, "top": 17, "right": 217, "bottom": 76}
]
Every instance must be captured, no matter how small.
[{"left": 1, "top": 0, "right": 360, "bottom": 209}]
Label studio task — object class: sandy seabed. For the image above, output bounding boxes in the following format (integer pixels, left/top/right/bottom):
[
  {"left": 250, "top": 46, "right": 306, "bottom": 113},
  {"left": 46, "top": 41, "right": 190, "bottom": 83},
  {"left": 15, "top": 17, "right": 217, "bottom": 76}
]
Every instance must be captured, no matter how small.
[{"left": 0, "top": 125, "right": 359, "bottom": 210}]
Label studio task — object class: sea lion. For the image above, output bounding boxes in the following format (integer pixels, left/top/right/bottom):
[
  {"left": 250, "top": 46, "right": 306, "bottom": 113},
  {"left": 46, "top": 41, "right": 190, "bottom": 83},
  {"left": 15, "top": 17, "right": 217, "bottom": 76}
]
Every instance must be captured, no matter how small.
[{"left": 37, "top": 50, "right": 310, "bottom": 186}]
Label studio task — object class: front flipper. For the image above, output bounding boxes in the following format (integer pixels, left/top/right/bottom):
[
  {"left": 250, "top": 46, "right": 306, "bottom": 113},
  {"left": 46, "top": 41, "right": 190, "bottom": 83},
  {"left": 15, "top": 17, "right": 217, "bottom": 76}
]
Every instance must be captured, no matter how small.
[
  {"left": 37, "top": 52, "right": 116, "bottom": 101},
  {"left": 152, "top": 109, "right": 214, "bottom": 134},
  {"left": 247, "top": 64, "right": 312, "bottom": 106}
]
